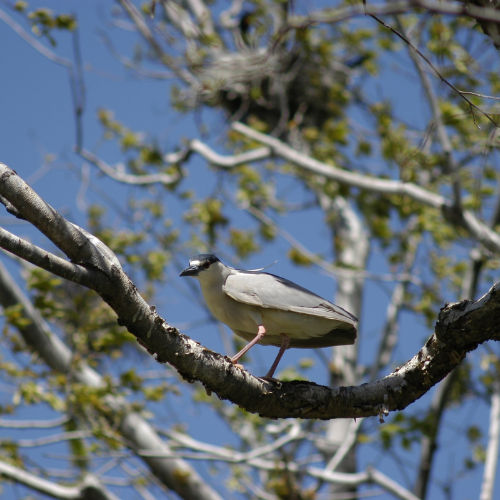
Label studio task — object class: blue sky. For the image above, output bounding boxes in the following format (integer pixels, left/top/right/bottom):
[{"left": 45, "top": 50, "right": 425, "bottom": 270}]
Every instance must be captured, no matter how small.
[{"left": 1, "top": 1, "right": 498, "bottom": 499}]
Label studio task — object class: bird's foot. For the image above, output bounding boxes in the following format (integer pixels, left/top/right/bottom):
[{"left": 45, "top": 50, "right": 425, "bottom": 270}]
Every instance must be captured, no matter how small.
[
  {"left": 231, "top": 360, "right": 245, "bottom": 371},
  {"left": 258, "top": 374, "right": 281, "bottom": 383}
]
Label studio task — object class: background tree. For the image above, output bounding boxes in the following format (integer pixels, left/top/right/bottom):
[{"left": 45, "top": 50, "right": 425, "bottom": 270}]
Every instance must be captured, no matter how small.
[{"left": 0, "top": 1, "right": 499, "bottom": 499}]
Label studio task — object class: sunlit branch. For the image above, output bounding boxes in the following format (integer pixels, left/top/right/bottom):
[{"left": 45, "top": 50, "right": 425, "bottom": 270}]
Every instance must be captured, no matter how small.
[
  {"left": 78, "top": 148, "right": 180, "bottom": 186},
  {"left": 0, "top": 459, "right": 116, "bottom": 500},
  {"left": 142, "top": 429, "right": 420, "bottom": 500},
  {"left": 163, "top": 1, "right": 201, "bottom": 40},
  {"left": 232, "top": 123, "right": 444, "bottom": 206},
  {"left": 325, "top": 418, "right": 364, "bottom": 472},
  {"left": 163, "top": 422, "right": 303, "bottom": 463},
  {"left": 185, "top": 0, "right": 216, "bottom": 36},
  {"left": 5, "top": 431, "right": 91, "bottom": 449},
  {"left": 189, "top": 139, "right": 271, "bottom": 167},
  {"left": 163, "top": 139, "right": 271, "bottom": 167},
  {"left": 232, "top": 122, "right": 500, "bottom": 254},
  {"left": 0, "top": 416, "right": 69, "bottom": 428}
]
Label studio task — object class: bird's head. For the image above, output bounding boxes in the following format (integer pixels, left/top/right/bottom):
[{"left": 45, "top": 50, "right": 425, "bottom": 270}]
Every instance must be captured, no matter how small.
[{"left": 180, "top": 254, "right": 225, "bottom": 281}]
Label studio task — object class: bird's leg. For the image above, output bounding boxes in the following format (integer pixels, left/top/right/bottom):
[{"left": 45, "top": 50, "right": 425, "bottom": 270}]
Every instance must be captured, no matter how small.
[
  {"left": 231, "top": 325, "right": 266, "bottom": 364},
  {"left": 264, "top": 334, "right": 290, "bottom": 379}
]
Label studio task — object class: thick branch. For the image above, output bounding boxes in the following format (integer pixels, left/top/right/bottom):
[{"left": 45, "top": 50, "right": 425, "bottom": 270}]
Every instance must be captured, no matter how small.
[{"left": 1, "top": 165, "right": 499, "bottom": 420}]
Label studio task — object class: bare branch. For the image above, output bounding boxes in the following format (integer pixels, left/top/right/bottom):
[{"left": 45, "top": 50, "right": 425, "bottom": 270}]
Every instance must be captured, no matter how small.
[
  {"left": 0, "top": 8, "right": 72, "bottom": 68},
  {"left": 325, "top": 418, "right": 364, "bottom": 472},
  {"left": 0, "top": 8, "right": 86, "bottom": 150},
  {"left": 370, "top": 222, "right": 420, "bottom": 381},
  {"left": 163, "top": 422, "right": 303, "bottom": 463},
  {"left": 0, "top": 227, "right": 98, "bottom": 288},
  {"left": 152, "top": 427, "right": 420, "bottom": 500},
  {"left": 0, "top": 416, "right": 69, "bottom": 429},
  {"left": 6, "top": 431, "right": 91, "bottom": 449},
  {"left": 0, "top": 460, "right": 117, "bottom": 500},
  {"left": 116, "top": 0, "right": 199, "bottom": 86},
  {"left": 231, "top": 123, "right": 500, "bottom": 254},
  {"left": 1, "top": 164, "right": 499, "bottom": 420},
  {"left": 78, "top": 148, "right": 180, "bottom": 186},
  {"left": 189, "top": 139, "right": 271, "bottom": 167}
]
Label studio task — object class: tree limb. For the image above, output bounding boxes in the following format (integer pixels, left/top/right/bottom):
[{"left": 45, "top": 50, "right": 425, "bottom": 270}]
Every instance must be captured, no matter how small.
[
  {"left": 231, "top": 122, "right": 500, "bottom": 254},
  {"left": 1, "top": 163, "right": 499, "bottom": 420},
  {"left": 78, "top": 148, "right": 181, "bottom": 186},
  {"left": 0, "top": 230, "right": 222, "bottom": 500},
  {"left": 0, "top": 460, "right": 117, "bottom": 500}
]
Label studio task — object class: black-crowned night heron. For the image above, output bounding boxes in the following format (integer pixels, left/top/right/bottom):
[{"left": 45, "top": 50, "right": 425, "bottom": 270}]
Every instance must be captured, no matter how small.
[{"left": 180, "top": 254, "right": 357, "bottom": 378}]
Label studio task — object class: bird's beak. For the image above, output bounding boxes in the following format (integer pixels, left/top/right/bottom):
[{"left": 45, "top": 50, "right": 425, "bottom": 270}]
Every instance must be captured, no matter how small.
[{"left": 179, "top": 264, "right": 200, "bottom": 277}]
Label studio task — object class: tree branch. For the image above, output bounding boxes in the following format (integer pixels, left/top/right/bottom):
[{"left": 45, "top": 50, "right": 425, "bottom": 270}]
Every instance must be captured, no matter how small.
[
  {"left": 116, "top": 0, "right": 199, "bottom": 86},
  {"left": 0, "top": 7, "right": 72, "bottom": 68},
  {"left": 0, "top": 460, "right": 117, "bottom": 500},
  {"left": 1, "top": 164, "right": 499, "bottom": 421},
  {"left": 78, "top": 148, "right": 181, "bottom": 186},
  {"left": 480, "top": 382, "right": 500, "bottom": 500},
  {"left": 152, "top": 426, "right": 420, "bottom": 500},
  {"left": 231, "top": 123, "right": 500, "bottom": 254},
  {"left": 0, "top": 259, "right": 221, "bottom": 498},
  {"left": 0, "top": 227, "right": 98, "bottom": 288}
]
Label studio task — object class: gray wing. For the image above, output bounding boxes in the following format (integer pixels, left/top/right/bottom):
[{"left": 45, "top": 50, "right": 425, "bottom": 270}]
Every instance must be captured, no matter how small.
[{"left": 223, "top": 271, "right": 357, "bottom": 324}]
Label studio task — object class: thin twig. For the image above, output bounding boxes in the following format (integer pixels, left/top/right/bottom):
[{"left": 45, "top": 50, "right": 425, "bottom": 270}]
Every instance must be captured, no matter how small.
[
  {"left": 274, "top": 1, "right": 499, "bottom": 125},
  {"left": 370, "top": 14, "right": 497, "bottom": 127}
]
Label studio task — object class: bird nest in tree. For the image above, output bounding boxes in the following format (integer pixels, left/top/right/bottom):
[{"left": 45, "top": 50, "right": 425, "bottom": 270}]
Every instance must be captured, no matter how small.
[{"left": 182, "top": 48, "right": 348, "bottom": 133}]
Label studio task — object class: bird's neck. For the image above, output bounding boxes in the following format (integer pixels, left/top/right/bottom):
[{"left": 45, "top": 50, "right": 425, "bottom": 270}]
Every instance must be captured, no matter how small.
[{"left": 197, "top": 263, "right": 230, "bottom": 290}]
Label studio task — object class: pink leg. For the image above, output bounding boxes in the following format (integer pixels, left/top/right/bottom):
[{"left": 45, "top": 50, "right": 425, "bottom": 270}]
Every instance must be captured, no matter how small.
[
  {"left": 264, "top": 334, "right": 290, "bottom": 379},
  {"left": 231, "top": 325, "right": 266, "bottom": 364}
]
